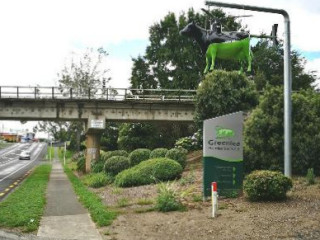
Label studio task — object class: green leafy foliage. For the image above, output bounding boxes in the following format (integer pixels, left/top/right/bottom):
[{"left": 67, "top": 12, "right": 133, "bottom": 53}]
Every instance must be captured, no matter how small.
[
  {"left": 82, "top": 173, "right": 113, "bottom": 188},
  {"left": 150, "top": 148, "right": 168, "bottom": 159},
  {"left": 117, "top": 123, "right": 161, "bottom": 151},
  {"left": 306, "top": 168, "right": 316, "bottom": 185},
  {"left": 195, "top": 70, "right": 258, "bottom": 128},
  {"left": 101, "top": 150, "right": 128, "bottom": 162},
  {"left": 252, "top": 40, "right": 316, "bottom": 91},
  {"left": 91, "top": 160, "right": 105, "bottom": 173},
  {"left": 244, "top": 170, "right": 293, "bottom": 201},
  {"left": 76, "top": 155, "right": 86, "bottom": 172},
  {"left": 174, "top": 136, "right": 197, "bottom": 151},
  {"left": 244, "top": 87, "right": 320, "bottom": 174},
  {"left": 114, "top": 158, "right": 183, "bottom": 187},
  {"left": 129, "top": 148, "right": 151, "bottom": 166},
  {"left": 104, "top": 156, "right": 130, "bottom": 176},
  {"left": 100, "top": 123, "right": 120, "bottom": 151},
  {"left": 156, "top": 182, "right": 184, "bottom": 212},
  {"left": 165, "top": 148, "right": 188, "bottom": 169}
]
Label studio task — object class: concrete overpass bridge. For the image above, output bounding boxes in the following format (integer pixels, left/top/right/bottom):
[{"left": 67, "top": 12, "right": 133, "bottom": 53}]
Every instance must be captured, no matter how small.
[{"left": 0, "top": 86, "right": 196, "bottom": 171}]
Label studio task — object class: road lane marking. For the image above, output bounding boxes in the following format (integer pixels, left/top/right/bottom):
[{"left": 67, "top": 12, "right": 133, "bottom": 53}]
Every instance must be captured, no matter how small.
[
  {"left": 0, "top": 193, "right": 4, "bottom": 197},
  {"left": 0, "top": 143, "right": 45, "bottom": 183},
  {"left": 5, "top": 188, "right": 9, "bottom": 192}
]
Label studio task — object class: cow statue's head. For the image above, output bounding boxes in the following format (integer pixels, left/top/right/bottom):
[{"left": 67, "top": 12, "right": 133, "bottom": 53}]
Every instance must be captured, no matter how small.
[{"left": 179, "top": 21, "right": 198, "bottom": 38}]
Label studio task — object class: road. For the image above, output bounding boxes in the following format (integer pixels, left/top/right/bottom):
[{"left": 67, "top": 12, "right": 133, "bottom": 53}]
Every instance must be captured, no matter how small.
[{"left": 0, "top": 142, "right": 47, "bottom": 200}]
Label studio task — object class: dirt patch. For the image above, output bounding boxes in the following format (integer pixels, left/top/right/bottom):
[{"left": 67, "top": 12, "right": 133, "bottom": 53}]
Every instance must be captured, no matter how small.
[{"left": 96, "top": 153, "right": 320, "bottom": 240}]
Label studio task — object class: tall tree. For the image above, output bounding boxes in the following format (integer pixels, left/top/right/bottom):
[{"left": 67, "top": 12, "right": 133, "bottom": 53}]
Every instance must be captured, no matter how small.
[
  {"left": 58, "top": 47, "right": 111, "bottom": 97},
  {"left": 251, "top": 40, "right": 316, "bottom": 91},
  {"left": 33, "top": 121, "right": 70, "bottom": 141},
  {"left": 35, "top": 47, "right": 112, "bottom": 150},
  {"left": 130, "top": 9, "right": 241, "bottom": 90}
]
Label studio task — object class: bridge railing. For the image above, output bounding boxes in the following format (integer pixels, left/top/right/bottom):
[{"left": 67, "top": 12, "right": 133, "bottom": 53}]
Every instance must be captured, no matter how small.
[{"left": 0, "top": 86, "right": 196, "bottom": 102}]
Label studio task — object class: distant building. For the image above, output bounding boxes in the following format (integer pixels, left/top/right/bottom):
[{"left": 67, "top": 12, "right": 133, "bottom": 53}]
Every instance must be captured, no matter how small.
[{"left": 0, "top": 133, "right": 20, "bottom": 142}]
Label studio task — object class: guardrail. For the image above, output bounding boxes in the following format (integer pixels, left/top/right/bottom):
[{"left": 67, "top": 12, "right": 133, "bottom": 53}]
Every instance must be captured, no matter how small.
[{"left": 0, "top": 86, "right": 196, "bottom": 102}]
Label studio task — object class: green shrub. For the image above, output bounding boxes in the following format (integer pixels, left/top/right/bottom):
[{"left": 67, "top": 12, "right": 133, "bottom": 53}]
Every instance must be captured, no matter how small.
[
  {"left": 244, "top": 87, "right": 320, "bottom": 174},
  {"left": 150, "top": 148, "right": 168, "bottom": 159},
  {"left": 306, "top": 168, "right": 316, "bottom": 185},
  {"left": 156, "top": 182, "right": 184, "bottom": 212},
  {"left": 82, "top": 173, "right": 113, "bottom": 188},
  {"left": 91, "top": 161, "right": 105, "bottom": 173},
  {"left": 244, "top": 170, "right": 293, "bottom": 201},
  {"left": 76, "top": 156, "right": 86, "bottom": 172},
  {"left": 104, "top": 156, "right": 130, "bottom": 176},
  {"left": 175, "top": 137, "right": 195, "bottom": 151},
  {"left": 114, "top": 158, "right": 183, "bottom": 187},
  {"left": 72, "top": 151, "right": 84, "bottom": 162},
  {"left": 165, "top": 148, "right": 188, "bottom": 169},
  {"left": 129, "top": 148, "right": 151, "bottom": 166},
  {"left": 102, "top": 150, "right": 128, "bottom": 162}
]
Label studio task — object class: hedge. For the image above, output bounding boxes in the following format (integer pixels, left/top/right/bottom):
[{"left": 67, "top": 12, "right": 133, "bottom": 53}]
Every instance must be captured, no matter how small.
[
  {"left": 150, "top": 148, "right": 168, "bottom": 159},
  {"left": 114, "top": 158, "right": 183, "bottom": 187},
  {"left": 104, "top": 156, "right": 130, "bottom": 176},
  {"left": 129, "top": 148, "right": 151, "bottom": 166},
  {"left": 165, "top": 148, "right": 188, "bottom": 169}
]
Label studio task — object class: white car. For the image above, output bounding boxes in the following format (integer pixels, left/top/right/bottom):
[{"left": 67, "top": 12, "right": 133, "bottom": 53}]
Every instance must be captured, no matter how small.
[{"left": 19, "top": 151, "right": 31, "bottom": 160}]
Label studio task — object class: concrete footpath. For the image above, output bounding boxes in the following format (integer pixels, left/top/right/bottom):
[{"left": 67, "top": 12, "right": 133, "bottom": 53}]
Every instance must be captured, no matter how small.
[{"left": 37, "top": 150, "right": 102, "bottom": 240}]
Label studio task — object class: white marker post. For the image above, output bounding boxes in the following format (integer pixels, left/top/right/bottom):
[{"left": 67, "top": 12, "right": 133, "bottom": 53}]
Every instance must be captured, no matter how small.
[
  {"left": 63, "top": 142, "right": 66, "bottom": 166},
  {"left": 212, "top": 182, "right": 218, "bottom": 218}
]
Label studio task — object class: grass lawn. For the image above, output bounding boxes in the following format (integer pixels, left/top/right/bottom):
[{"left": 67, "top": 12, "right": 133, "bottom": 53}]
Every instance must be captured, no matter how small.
[
  {"left": 46, "top": 146, "right": 54, "bottom": 160},
  {"left": 63, "top": 166, "right": 117, "bottom": 226},
  {"left": 0, "top": 142, "right": 13, "bottom": 150},
  {"left": 0, "top": 164, "right": 52, "bottom": 232},
  {"left": 59, "top": 150, "right": 117, "bottom": 227}
]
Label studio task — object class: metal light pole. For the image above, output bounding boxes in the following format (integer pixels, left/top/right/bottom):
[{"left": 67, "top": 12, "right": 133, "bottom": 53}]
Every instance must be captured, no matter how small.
[{"left": 205, "top": 1, "right": 292, "bottom": 177}]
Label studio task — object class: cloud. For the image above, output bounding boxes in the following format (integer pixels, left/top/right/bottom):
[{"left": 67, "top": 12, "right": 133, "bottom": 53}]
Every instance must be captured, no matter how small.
[{"left": 305, "top": 58, "right": 320, "bottom": 88}]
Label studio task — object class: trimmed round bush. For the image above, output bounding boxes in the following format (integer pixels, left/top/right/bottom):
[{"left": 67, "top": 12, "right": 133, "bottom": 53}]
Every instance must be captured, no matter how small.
[
  {"left": 129, "top": 148, "right": 151, "bottom": 166},
  {"left": 82, "top": 173, "right": 113, "bottom": 188},
  {"left": 114, "top": 158, "right": 183, "bottom": 187},
  {"left": 101, "top": 150, "right": 128, "bottom": 162},
  {"left": 244, "top": 170, "right": 293, "bottom": 201},
  {"left": 165, "top": 148, "right": 188, "bottom": 169},
  {"left": 150, "top": 148, "right": 168, "bottom": 159},
  {"left": 104, "top": 156, "right": 130, "bottom": 176}
]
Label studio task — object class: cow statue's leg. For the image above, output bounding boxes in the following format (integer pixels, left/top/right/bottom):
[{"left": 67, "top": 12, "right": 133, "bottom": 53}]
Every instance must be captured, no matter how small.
[
  {"left": 239, "top": 60, "right": 244, "bottom": 74},
  {"left": 247, "top": 51, "right": 252, "bottom": 72},
  {"left": 204, "top": 55, "right": 210, "bottom": 74},
  {"left": 203, "top": 53, "right": 210, "bottom": 74},
  {"left": 209, "top": 46, "right": 217, "bottom": 71}
]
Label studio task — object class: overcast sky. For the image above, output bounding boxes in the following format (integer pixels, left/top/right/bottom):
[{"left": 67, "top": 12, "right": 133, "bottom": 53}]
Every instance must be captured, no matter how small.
[{"left": 0, "top": 0, "right": 319, "bottom": 136}]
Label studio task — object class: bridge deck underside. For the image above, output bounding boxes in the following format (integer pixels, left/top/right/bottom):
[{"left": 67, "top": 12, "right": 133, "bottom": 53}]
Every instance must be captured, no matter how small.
[{"left": 0, "top": 99, "right": 195, "bottom": 122}]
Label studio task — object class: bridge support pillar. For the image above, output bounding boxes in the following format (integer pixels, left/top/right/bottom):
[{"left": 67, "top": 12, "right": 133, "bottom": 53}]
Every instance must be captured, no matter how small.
[
  {"left": 85, "top": 130, "right": 102, "bottom": 173},
  {"left": 85, "top": 117, "right": 106, "bottom": 173}
]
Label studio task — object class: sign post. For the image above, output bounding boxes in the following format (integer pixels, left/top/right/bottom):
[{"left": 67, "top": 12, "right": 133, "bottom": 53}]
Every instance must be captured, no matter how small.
[
  {"left": 212, "top": 182, "right": 218, "bottom": 218},
  {"left": 203, "top": 112, "right": 243, "bottom": 197}
]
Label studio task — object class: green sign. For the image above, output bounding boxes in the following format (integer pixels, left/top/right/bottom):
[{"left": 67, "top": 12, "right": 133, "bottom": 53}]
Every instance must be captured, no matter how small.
[{"left": 203, "top": 112, "right": 243, "bottom": 197}]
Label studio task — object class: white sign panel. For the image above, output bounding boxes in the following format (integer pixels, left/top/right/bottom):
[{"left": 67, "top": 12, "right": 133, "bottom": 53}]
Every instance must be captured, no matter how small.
[
  {"left": 90, "top": 119, "right": 105, "bottom": 129},
  {"left": 203, "top": 111, "right": 243, "bottom": 161}
]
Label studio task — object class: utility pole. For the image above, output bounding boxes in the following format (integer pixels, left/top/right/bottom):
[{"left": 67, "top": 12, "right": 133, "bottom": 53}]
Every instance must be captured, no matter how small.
[{"left": 205, "top": 1, "right": 292, "bottom": 177}]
